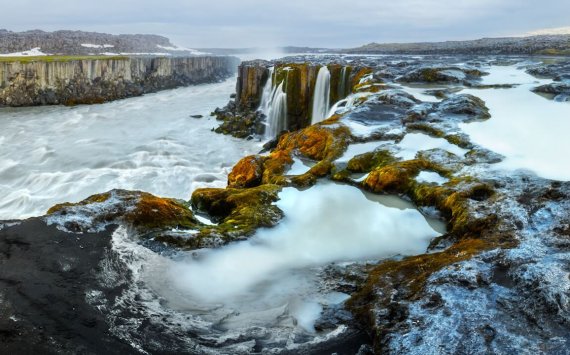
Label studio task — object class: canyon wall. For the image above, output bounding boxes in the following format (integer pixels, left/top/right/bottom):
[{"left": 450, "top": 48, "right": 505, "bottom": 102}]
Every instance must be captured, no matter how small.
[
  {"left": 234, "top": 61, "right": 364, "bottom": 131},
  {"left": 0, "top": 56, "right": 240, "bottom": 106}
]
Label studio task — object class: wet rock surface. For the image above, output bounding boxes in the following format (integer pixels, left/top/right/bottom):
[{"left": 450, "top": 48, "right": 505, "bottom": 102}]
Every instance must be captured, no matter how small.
[
  {"left": 0, "top": 219, "right": 131, "bottom": 354},
  {"left": 2, "top": 54, "right": 570, "bottom": 354},
  {"left": 532, "top": 82, "right": 570, "bottom": 101}
]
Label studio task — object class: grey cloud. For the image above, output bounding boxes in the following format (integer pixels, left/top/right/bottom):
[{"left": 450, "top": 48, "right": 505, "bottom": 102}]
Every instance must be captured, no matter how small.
[{"left": 1, "top": 0, "right": 569, "bottom": 48}]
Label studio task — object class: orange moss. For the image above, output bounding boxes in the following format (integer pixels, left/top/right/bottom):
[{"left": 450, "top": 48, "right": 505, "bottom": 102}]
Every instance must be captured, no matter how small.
[
  {"left": 228, "top": 155, "right": 267, "bottom": 188},
  {"left": 126, "top": 193, "right": 197, "bottom": 229},
  {"left": 351, "top": 67, "right": 374, "bottom": 92},
  {"left": 47, "top": 192, "right": 111, "bottom": 214}
]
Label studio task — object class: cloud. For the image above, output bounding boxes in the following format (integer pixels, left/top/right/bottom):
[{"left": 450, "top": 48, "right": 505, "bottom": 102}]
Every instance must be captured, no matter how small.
[
  {"left": 526, "top": 26, "right": 570, "bottom": 36},
  {"left": 1, "top": 0, "right": 569, "bottom": 48}
]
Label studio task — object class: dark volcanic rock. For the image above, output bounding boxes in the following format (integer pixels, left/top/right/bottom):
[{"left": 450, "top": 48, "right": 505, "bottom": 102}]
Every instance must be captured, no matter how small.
[
  {"left": 0, "top": 219, "right": 132, "bottom": 354},
  {"left": 532, "top": 82, "right": 570, "bottom": 101},
  {"left": 396, "top": 66, "right": 486, "bottom": 85}
]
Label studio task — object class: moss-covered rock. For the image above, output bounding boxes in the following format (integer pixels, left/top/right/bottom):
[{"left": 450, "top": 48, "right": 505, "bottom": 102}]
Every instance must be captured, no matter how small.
[
  {"left": 46, "top": 189, "right": 199, "bottom": 232},
  {"left": 228, "top": 155, "right": 267, "bottom": 188},
  {"left": 191, "top": 184, "right": 283, "bottom": 242}
]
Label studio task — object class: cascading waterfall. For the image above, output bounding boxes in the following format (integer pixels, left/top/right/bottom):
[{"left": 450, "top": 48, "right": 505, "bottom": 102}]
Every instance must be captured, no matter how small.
[
  {"left": 259, "top": 67, "right": 288, "bottom": 140},
  {"left": 328, "top": 92, "right": 372, "bottom": 117},
  {"left": 338, "top": 66, "right": 349, "bottom": 99},
  {"left": 264, "top": 83, "right": 288, "bottom": 140},
  {"left": 259, "top": 67, "right": 275, "bottom": 115},
  {"left": 311, "top": 66, "right": 331, "bottom": 124}
]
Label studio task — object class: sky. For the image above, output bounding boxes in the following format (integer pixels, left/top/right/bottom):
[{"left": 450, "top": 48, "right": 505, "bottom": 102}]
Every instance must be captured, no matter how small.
[{"left": 1, "top": 0, "right": 569, "bottom": 49}]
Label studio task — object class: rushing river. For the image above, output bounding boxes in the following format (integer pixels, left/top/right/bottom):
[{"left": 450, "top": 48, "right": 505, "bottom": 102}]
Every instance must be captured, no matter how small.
[
  {"left": 0, "top": 74, "right": 448, "bottom": 351},
  {"left": 0, "top": 77, "right": 263, "bottom": 220}
]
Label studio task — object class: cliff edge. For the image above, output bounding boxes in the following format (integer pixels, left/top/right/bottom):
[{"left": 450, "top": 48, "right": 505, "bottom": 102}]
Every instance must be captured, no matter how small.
[{"left": 0, "top": 56, "right": 240, "bottom": 106}]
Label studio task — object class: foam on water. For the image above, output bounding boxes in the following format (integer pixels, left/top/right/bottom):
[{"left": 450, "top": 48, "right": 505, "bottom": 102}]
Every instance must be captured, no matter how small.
[
  {"left": 0, "top": 77, "right": 262, "bottom": 219},
  {"left": 162, "top": 183, "right": 442, "bottom": 333},
  {"left": 287, "top": 157, "right": 315, "bottom": 176},
  {"left": 416, "top": 171, "right": 449, "bottom": 185},
  {"left": 396, "top": 132, "right": 468, "bottom": 160},
  {"left": 460, "top": 65, "right": 570, "bottom": 181},
  {"left": 336, "top": 141, "right": 388, "bottom": 163}
]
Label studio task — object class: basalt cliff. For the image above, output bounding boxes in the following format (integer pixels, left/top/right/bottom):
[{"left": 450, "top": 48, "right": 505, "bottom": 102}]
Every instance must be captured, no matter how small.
[{"left": 0, "top": 56, "right": 239, "bottom": 106}]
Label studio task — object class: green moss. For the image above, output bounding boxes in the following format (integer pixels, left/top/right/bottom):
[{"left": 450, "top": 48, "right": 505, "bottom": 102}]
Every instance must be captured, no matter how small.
[
  {"left": 328, "top": 64, "right": 343, "bottom": 104},
  {"left": 47, "top": 192, "right": 112, "bottom": 214},
  {"left": 47, "top": 190, "right": 198, "bottom": 231},
  {"left": 346, "top": 150, "right": 396, "bottom": 173},
  {"left": 346, "top": 236, "right": 512, "bottom": 353},
  {"left": 273, "top": 63, "right": 315, "bottom": 129},
  {"left": 190, "top": 184, "right": 283, "bottom": 246},
  {"left": 350, "top": 67, "right": 373, "bottom": 92},
  {"left": 406, "top": 123, "right": 473, "bottom": 149},
  {"left": 347, "top": 152, "right": 514, "bottom": 351},
  {"left": 419, "top": 68, "right": 441, "bottom": 82},
  {"left": 535, "top": 48, "right": 570, "bottom": 56}
]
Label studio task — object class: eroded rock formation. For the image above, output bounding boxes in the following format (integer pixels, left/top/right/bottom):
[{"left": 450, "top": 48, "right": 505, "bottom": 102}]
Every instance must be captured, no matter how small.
[{"left": 0, "top": 56, "right": 239, "bottom": 106}]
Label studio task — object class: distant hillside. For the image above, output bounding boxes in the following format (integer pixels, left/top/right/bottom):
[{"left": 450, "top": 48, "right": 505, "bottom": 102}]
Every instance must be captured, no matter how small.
[
  {"left": 196, "top": 46, "right": 330, "bottom": 56},
  {"left": 346, "top": 34, "right": 570, "bottom": 55},
  {"left": 0, "top": 30, "right": 205, "bottom": 56}
]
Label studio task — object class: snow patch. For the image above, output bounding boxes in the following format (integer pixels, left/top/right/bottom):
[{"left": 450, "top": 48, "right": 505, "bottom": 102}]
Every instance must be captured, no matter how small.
[
  {"left": 0, "top": 47, "right": 47, "bottom": 57},
  {"left": 81, "top": 44, "right": 114, "bottom": 49},
  {"left": 157, "top": 45, "right": 208, "bottom": 55}
]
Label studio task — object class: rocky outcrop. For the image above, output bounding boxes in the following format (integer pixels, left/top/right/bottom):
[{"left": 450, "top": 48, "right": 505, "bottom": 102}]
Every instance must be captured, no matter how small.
[
  {"left": 0, "top": 56, "right": 240, "bottom": 106},
  {"left": 396, "top": 66, "right": 486, "bottom": 85},
  {"left": 532, "top": 82, "right": 570, "bottom": 102},
  {"left": 215, "top": 60, "right": 368, "bottom": 138},
  {"left": 346, "top": 34, "right": 570, "bottom": 55}
]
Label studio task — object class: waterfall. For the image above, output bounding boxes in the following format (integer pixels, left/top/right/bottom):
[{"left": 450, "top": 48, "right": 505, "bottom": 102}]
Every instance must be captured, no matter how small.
[
  {"left": 327, "top": 92, "right": 372, "bottom": 117},
  {"left": 311, "top": 66, "right": 331, "bottom": 124},
  {"left": 259, "top": 67, "right": 288, "bottom": 140},
  {"left": 338, "top": 66, "right": 349, "bottom": 99},
  {"left": 259, "top": 67, "right": 274, "bottom": 115},
  {"left": 264, "top": 82, "right": 287, "bottom": 140}
]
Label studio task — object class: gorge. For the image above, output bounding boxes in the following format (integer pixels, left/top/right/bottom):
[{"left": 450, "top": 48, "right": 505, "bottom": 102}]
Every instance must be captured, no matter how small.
[
  {"left": 0, "top": 56, "right": 239, "bottom": 106},
  {"left": 1, "top": 35, "right": 570, "bottom": 354}
]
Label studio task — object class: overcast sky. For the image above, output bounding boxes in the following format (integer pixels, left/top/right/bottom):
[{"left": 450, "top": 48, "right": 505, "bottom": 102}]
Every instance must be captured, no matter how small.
[{"left": 2, "top": 0, "right": 569, "bottom": 48}]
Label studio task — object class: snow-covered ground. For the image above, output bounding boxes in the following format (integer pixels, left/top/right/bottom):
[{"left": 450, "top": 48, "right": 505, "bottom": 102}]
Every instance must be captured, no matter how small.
[
  {"left": 81, "top": 43, "right": 114, "bottom": 48},
  {"left": 0, "top": 47, "right": 47, "bottom": 56}
]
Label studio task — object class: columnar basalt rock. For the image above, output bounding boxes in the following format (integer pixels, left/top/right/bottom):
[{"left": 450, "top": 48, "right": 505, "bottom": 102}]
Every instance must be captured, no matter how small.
[
  {"left": 216, "top": 60, "right": 363, "bottom": 138},
  {"left": 0, "top": 56, "right": 240, "bottom": 106}
]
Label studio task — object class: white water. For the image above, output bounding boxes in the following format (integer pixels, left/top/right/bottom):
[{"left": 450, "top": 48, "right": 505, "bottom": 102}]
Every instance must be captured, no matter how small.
[
  {"left": 311, "top": 66, "right": 331, "bottom": 124},
  {"left": 259, "top": 67, "right": 288, "bottom": 140},
  {"left": 264, "top": 82, "right": 288, "bottom": 140},
  {"left": 396, "top": 133, "right": 468, "bottom": 160},
  {"left": 164, "top": 183, "right": 441, "bottom": 333},
  {"left": 416, "top": 171, "right": 449, "bottom": 185},
  {"left": 338, "top": 66, "right": 350, "bottom": 99},
  {"left": 336, "top": 141, "right": 388, "bottom": 163},
  {"left": 328, "top": 92, "right": 372, "bottom": 118},
  {"left": 459, "top": 65, "right": 570, "bottom": 181},
  {"left": 0, "top": 77, "right": 262, "bottom": 219},
  {"left": 287, "top": 157, "right": 315, "bottom": 175},
  {"left": 259, "top": 67, "right": 275, "bottom": 116}
]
